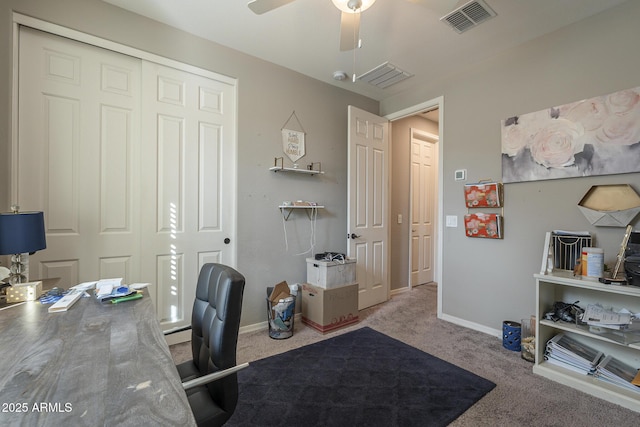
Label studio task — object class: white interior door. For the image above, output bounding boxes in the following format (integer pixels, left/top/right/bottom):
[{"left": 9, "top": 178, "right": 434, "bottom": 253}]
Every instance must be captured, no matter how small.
[
  {"left": 18, "top": 27, "right": 142, "bottom": 285},
  {"left": 409, "top": 129, "right": 438, "bottom": 286},
  {"left": 347, "top": 106, "right": 389, "bottom": 310},
  {"left": 140, "top": 62, "right": 237, "bottom": 329}
]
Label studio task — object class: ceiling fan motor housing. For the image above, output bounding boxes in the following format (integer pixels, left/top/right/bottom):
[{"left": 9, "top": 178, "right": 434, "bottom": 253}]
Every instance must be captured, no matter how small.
[
  {"left": 332, "top": 0, "right": 376, "bottom": 13},
  {"left": 347, "top": 0, "right": 362, "bottom": 11}
]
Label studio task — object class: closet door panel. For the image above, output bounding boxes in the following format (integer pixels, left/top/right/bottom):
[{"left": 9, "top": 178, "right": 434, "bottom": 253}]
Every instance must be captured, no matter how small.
[{"left": 18, "top": 27, "right": 141, "bottom": 284}]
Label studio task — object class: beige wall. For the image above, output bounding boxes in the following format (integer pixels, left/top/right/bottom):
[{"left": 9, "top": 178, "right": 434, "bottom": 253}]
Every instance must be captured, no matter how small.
[
  {"left": 0, "top": 0, "right": 378, "bottom": 327},
  {"left": 383, "top": 1, "right": 640, "bottom": 333}
]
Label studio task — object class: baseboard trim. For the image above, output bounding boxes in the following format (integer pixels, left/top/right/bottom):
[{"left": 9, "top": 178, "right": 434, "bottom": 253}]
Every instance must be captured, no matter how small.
[
  {"left": 164, "top": 329, "right": 191, "bottom": 346},
  {"left": 239, "top": 313, "right": 302, "bottom": 335},
  {"left": 390, "top": 287, "right": 409, "bottom": 297},
  {"left": 440, "top": 313, "right": 502, "bottom": 339},
  {"left": 238, "top": 304, "right": 506, "bottom": 341}
]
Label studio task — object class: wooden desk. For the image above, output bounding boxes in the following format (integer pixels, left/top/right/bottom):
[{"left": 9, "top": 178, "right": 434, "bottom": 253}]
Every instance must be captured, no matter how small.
[{"left": 0, "top": 292, "right": 196, "bottom": 426}]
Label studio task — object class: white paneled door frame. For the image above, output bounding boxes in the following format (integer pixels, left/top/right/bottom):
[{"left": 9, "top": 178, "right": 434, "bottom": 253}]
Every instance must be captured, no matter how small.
[{"left": 385, "top": 97, "right": 444, "bottom": 319}]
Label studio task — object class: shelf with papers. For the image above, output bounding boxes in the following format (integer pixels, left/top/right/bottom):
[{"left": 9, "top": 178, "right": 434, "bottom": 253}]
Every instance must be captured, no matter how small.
[
  {"left": 539, "top": 319, "right": 640, "bottom": 349},
  {"left": 534, "top": 272, "right": 640, "bottom": 412}
]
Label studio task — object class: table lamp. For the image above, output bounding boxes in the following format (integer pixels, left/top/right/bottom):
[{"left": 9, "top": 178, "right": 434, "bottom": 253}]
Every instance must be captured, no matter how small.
[{"left": 0, "top": 207, "right": 47, "bottom": 285}]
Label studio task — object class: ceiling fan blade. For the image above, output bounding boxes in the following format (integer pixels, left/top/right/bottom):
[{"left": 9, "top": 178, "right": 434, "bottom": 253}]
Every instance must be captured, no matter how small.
[
  {"left": 247, "top": 0, "right": 297, "bottom": 15},
  {"left": 339, "top": 11, "right": 361, "bottom": 52}
]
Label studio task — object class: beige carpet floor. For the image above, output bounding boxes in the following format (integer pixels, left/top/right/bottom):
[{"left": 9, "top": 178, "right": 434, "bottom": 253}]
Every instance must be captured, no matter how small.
[{"left": 170, "top": 284, "right": 638, "bottom": 426}]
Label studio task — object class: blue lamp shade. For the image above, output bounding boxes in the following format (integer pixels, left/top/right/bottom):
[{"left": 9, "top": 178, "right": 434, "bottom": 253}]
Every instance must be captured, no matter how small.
[{"left": 0, "top": 211, "right": 47, "bottom": 255}]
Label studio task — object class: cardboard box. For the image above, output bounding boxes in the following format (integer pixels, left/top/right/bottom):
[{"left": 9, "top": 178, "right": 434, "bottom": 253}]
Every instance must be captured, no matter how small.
[
  {"left": 6, "top": 281, "right": 43, "bottom": 302},
  {"left": 269, "top": 281, "right": 291, "bottom": 304},
  {"left": 306, "top": 257, "right": 356, "bottom": 288},
  {"left": 301, "top": 282, "right": 359, "bottom": 334}
]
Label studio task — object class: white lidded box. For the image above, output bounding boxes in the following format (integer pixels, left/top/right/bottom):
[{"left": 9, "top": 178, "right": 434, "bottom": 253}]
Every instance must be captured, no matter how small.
[{"left": 306, "top": 257, "right": 356, "bottom": 289}]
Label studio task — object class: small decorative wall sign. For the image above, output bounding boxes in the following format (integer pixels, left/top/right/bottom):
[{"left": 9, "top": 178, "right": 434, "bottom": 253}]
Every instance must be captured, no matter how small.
[
  {"left": 281, "top": 111, "right": 306, "bottom": 163},
  {"left": 501, "top": 86, "right": 640, "bottom": 183}
]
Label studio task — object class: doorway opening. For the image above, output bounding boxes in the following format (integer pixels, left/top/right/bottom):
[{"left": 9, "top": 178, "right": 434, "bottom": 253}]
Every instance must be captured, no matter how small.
[{"left": 386, "top": 97, "right": 443, "bottom": 319}]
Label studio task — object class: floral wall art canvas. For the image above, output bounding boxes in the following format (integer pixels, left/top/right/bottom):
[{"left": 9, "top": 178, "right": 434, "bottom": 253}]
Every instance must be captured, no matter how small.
[{"left": 501, "top": 86, "right": 640, "bottom": 183}]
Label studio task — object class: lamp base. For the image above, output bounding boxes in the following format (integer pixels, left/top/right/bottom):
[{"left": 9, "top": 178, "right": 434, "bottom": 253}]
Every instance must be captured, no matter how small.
[
  {"left": 9, "top": 253, "right": 29, "bottom": 285},
  {"left": 7, "top": 273, "right": 28, "bottom": 285}
]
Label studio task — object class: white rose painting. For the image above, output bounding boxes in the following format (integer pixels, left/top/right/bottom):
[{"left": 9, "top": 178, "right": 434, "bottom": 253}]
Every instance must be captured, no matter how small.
[{"left": 501, "top": 86, "right": 640, "bottom": 183}]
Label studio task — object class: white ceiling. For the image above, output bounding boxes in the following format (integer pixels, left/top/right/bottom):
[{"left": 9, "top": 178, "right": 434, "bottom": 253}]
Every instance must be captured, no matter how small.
[{"left": 101, "top": 0, "right": 627, "bottom": 102}]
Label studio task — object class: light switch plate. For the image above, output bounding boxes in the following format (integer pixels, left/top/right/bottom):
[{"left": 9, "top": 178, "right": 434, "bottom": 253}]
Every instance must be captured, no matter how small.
[{"left": 446, "top": 215, "right": 458, "bottom": 227}]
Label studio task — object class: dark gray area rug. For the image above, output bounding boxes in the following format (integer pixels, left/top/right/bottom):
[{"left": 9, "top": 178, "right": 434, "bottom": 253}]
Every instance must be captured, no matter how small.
[{"left": 226, "top": 327, "right": 495, "bottom": 427}]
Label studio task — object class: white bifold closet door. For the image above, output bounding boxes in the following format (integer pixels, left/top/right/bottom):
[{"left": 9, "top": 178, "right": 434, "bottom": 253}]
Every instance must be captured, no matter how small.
[{"left": 17, "top": 26, "right": 237, "bottom": 330}]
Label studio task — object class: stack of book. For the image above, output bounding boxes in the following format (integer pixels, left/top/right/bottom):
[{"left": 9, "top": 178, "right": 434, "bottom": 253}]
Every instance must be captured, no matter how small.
[
  {"left": 545, "top": 332, "right": 640, "bottom": 394},
  {"left": 544, "top": 333, "right": 603, "bottom": 375},
  {"left": 594, "top": 355, "right": 640, "bottom": 394}
]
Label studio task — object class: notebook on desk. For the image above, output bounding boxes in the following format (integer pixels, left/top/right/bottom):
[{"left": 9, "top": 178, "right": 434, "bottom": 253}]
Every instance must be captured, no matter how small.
[{"left": 48, "top": 292, "right": 82, "bottom": 313}]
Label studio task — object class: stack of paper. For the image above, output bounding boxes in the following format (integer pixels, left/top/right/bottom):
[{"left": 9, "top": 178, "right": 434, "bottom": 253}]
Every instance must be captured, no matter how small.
[
  {"left": 594, "top": 355, "right": 640, "bottom": 394},
  {"left": 583, "top": 304, "right": 634, "bottom": 329},
  {"left": 582, "top": 304, "right": 640, "bottom": 344},
  {"left": 94, "top": 278, "right": 137, "bottom": 302},
  {"left": 544, "top": 333, "right": 603, "bottom": 375}
]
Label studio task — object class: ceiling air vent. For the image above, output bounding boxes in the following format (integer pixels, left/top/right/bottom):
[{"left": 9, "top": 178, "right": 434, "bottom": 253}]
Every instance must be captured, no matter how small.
[
  {"left": 440, "top": 0, "right": 497, "bottom": 34},
  {"left": 357, "top": 62, "right": 413, "bottom": 89}
]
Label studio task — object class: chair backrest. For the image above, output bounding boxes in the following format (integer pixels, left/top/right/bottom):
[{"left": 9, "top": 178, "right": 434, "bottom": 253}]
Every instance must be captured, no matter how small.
[{"left": 190, "top": 263, "right": 245, "bottom": 417}]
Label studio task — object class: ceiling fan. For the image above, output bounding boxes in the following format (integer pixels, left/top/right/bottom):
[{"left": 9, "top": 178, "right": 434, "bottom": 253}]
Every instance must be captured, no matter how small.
[{"left": 247, "top": 0, "right": 377, "bottom": 51}]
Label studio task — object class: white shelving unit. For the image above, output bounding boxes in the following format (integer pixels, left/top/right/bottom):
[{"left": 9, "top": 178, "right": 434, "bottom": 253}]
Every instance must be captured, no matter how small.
[{"left": 534, "top": 271, "right": 640, "bottom": 412}]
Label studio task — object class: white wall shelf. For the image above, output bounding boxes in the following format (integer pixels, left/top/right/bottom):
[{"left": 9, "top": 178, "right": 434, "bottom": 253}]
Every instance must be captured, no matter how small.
[
  {"left": 534, "top": 271, "right": 640, "bottom": 412},
  {"left": 270, "top": 157, "right": 324, "bottom": 175},
  {"left": 269, "top": 166, "right": 324, "bottom": 176},
  {"left": 279, "top": 205, "right": 324, "bottom": 221}
]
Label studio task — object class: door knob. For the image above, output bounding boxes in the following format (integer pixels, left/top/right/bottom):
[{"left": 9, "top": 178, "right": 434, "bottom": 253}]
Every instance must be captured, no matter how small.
[
  {"left": 349, "top": 233, "right": 360, "bottom": 239},
  {"left": 224, "top": 238, "right": 230, "bottom": 244}
]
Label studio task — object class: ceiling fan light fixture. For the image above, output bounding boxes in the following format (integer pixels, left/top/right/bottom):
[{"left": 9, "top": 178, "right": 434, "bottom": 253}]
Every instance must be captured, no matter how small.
[{"left": 332, "top": 0, "right": 376, "bottom": 13}]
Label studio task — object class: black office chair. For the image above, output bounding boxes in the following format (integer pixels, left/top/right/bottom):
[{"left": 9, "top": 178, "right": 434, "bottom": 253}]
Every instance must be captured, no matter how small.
[{"left": 167, "top": 263, "right": 247, "bottom": 427}]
